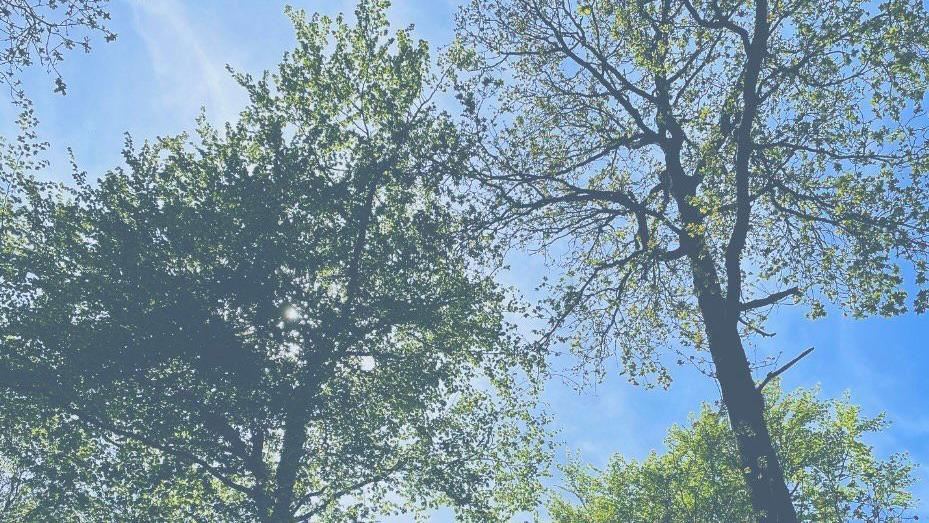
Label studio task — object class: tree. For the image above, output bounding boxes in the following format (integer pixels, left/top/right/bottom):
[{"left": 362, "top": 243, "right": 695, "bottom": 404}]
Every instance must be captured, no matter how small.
[
  {"left": 1, "top": 5, "right": 121, "bottom": 518},
  {"left": 549, "top": 384, "right": 918, "bottom": 523},
  {"left": 0, "top": 2, "right": 548, "bottom": 521},
  {"left": 0, "top": 0, "right": 116, "bottom": 96},
  {"left": 454, "top": 0, "right": 929, "bottom": 520}
]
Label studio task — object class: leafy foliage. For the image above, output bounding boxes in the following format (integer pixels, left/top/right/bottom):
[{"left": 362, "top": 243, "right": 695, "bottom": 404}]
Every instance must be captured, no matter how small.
[
  {"left": 0, "top": 2, "right": 548, "bottom": 521},
  {"left": 550, "top": 384, "right": 918, "bottom": 522},
  {"left": 0, "top": 0, "right": 116, "bottom": 95}
]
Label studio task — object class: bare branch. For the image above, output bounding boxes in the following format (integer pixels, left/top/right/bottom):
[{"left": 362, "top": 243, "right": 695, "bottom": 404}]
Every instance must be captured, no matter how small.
[
  {"left": 740, "top": 286, "right": 800, "bottom": 311},
  {"left": 756, "top": 347, "right": 815, "bottom": 391}
]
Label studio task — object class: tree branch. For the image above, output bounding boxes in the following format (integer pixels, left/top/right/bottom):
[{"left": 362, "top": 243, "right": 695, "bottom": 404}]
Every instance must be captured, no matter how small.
[
  {"left": 740, "top": 286, "right": 800, "bottom": 311},
  {"left": 724, "top": 0, "right": 769, "bottom": 315},
  {"left": 756, "top": 347, "right": 815, "bottom": 391}
]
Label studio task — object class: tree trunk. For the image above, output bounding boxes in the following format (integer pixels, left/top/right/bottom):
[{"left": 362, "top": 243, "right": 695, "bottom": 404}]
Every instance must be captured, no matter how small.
[
  {"left": 697, "top": 288, "right": 798, "bottom": 522},
  {"left": 267, "top": 399, "right": 309, "bottom": 522},
  {"left": 667, "top": 132, "right": 798, "bottom": 520}
]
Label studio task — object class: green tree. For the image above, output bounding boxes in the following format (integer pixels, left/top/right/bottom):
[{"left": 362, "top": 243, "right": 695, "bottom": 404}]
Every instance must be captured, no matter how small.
[
  {"left": 454, "top": 0, "right": 929, "bottom": 519},
  {"left": 549, "top": 385, "right": 918, "bottom": 523},
  {"left": 0, "top": 2, "right": 547, "bottom": 521},
  {"left": 1, "top": 4, "right": 120, "bottom": 518}
]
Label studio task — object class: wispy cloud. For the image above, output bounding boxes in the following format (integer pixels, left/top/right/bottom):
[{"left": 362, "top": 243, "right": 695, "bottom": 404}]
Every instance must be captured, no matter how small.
[{"left": 128, "top": 0, "right": 246, "bottom": 126}]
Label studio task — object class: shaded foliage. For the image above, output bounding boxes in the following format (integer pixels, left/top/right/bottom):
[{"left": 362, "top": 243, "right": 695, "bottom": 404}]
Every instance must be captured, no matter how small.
[{"left": 0, "top": 2, "right": 548, "bottom": 521}]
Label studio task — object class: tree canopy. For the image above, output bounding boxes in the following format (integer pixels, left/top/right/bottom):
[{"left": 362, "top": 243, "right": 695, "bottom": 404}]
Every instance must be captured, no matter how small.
[
  {"left": 0, "top": 0, "right": 926, "bottom": 520},
  {"left": 550, "top": 384, "right": 918, "bottom": 523},
  {"left": 0, "top": 2, "right": 547, "bottom": 521},
  {"left": 453, "top": 0, "right": 929, "bottom": 518}
]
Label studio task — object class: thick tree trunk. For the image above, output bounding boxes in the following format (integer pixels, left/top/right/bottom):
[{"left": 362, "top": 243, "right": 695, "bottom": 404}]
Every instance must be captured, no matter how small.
[
  {"left": 697, "top": 289, "right": 798, "bottom": 522},
  {"left": 267, "top": 399, "right": 310, "bottom": 522}
]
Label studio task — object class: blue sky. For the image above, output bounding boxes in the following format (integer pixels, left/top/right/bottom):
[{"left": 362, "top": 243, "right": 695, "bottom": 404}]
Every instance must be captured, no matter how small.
[{"left": 4, "top": 0, "right": 928, "bottom": 519}]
